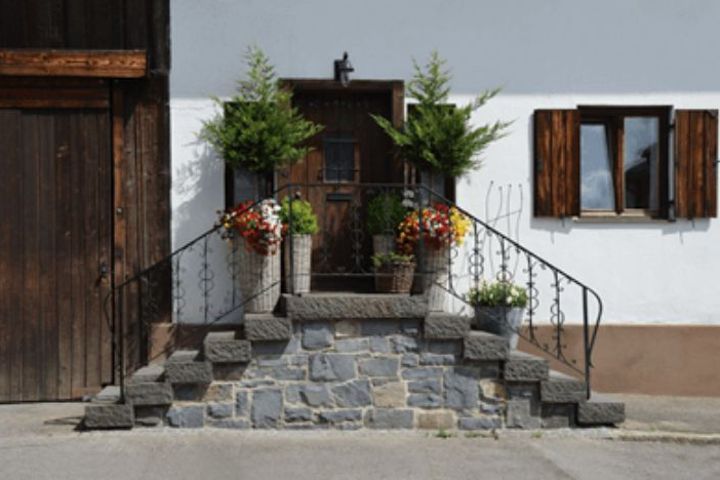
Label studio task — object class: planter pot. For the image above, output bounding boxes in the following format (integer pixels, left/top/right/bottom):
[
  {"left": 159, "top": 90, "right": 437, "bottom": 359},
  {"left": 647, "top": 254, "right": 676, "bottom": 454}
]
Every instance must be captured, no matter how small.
[
  {"left": 474, "top": 306, "right": 525, "bottom": 349},
  {"left": 237, "top": 240, "right": 280, "bottom": 313},
  {"left": 417, "top": 246, "right": 450, "bottom": 312},
  {"left": 372, "top": 234, "right": 396, "bottom": 256},
  {"left": 284, "top": 234, "right": 312, "bottom": 294},
  {"left": 374, "top": 261, "right": 415, "bottom": 294}
]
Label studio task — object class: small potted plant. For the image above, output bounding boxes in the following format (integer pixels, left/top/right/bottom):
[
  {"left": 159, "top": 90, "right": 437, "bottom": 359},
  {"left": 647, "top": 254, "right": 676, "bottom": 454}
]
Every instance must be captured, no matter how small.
[
  {"left": 372, "top": 252, "right": 415, "bottom": 294},
  {"left": 366, "top": 193, "right": 408, "bottom": 256},
  {"left": 467, "top": 280, "right": 528, "bottom": 349},
  {"left": 397, "top": 203, "right": 470, "bottom": 311},
  {"left": 280, "top": 196, "right": 318, "bottom": 294},
  {"left": 219, "top": 199, "right": 283, "bottom": 313}
]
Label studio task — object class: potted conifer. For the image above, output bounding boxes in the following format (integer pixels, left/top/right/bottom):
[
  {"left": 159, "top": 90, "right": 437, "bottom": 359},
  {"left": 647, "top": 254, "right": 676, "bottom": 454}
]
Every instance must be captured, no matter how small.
[
  {"left": 366, "top": 193, "right": 408, "bottom": 256},
  {"left": 280, "top": 196, "right": 318, "bottom": 294}
]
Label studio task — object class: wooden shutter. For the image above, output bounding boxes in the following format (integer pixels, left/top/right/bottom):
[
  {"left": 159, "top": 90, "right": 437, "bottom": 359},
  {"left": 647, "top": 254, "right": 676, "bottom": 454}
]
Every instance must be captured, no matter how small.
[
  {"left": 675, "top": 110, "right": 718, "bottom": 218},
  {"left": 533, "top": 109, "right": 580, "bottom": 217}
]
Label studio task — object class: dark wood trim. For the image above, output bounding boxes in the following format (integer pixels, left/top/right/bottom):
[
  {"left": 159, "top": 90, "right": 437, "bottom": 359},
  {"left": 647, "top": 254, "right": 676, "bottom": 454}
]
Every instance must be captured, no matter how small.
[
  {"left": 281, "top": 78, "right": 403, "bottom": 93},
  {"left": 0, "top": 77, "right": 109, "bottom": 108},
  {"left": 0, "top": 49, "right": 147, "bottom": 78}
]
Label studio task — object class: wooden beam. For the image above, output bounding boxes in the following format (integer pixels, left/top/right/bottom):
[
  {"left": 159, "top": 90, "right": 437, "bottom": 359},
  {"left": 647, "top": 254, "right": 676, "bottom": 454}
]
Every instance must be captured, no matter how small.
[{"left": 0, "top": 50, "right": 147, "bottom": 78}]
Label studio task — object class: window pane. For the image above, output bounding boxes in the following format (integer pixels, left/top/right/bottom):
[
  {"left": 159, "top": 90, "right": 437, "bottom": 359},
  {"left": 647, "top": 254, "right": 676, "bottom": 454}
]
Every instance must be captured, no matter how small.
[
  {"left": 581, "top": 124, "right": 615, "bottom": 210},
  {"left": 324, "top": 138, "right": 355, "bottom": 182},
  {"left": 624, "top": 117, "right": 659, "bottom": 210}
]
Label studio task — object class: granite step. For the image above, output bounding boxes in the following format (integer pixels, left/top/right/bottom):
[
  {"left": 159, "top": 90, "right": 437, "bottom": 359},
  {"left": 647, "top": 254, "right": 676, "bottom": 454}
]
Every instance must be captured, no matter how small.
[
  {"left": 284, "top": 293, "right": 427, "bottom": 321},
  {"left": 165, "top": 350, "right": 213, "bottom": 385},
  {"left": 203, "top": 331, "right": 252, "bottom": 363},
  {"left": 577, "top": 393, "right": 626, "bottom": 426},
  {"left": 462, "top": 331, "right": 509, "bottom": 361},
  {"left": 540, "top": 371, "right": 587, "bottom": 403},
  {"left": 504, "top": 351, "right": 549, "bottom": 382},
  {"left": 424, "top": 313, "right": 471, "bottom": 340}
]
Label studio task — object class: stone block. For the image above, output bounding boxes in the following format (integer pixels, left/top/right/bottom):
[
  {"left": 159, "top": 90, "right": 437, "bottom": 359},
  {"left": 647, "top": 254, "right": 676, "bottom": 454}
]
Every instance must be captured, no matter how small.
[
  {"left": 424, "top": 314, "right": 471, "bottom": 339},
  {"left": 172, "top": 384, "right": 209, "bottom": 401},
  {"left": 372, "top": 382, "right": 406, "bottom": 408},
  {"left": 92, "top": 385, "right": 121, "bottom": 404},
  {"left": 408, "top": 378, "right": 442, "bottom": 395},
  {"left": 427, "top": 340, "right": 463, "bottom": 355},
  {"left": 332, "top": 379, "right": 372, "bottom": 407},
  {"left": 358, "top": 357, "right": 399, "bottom": 378},
  {"left": 126, "top": 382, "right": 173, "bottom": 406},
  {"left": 134, "top": 406, "right": 167, "bottom": 427},
  {"left": 369, "top": 337, "right": 391, "bottom": 353},
  {"left": 251, "top": 336, "right": 300, "bottom": 355},
  {"left": 285, "top": 407, "right": 313, "bottom": 423},
  {"left": 407, "top": 393, "right": 442, "bottom": 408},
  {"left": 540, "top": 373, "right": 586, "bottom": 403},
  {"left": 577, "top": 399, "right": 625, "bottom": 426},
  {"left": 302, "top": 321, "right": 334, "bottom": 350},
  {"left": 129, "top": 365, "right": 164, "bottom": 384},
  {"left": 238, "top": 379, "right": 275, "bottom": 388},
  {"left": 335, "top": 320, "right": 360, "bottom": 338},
  {"left": 309, "top": 354, "right": 356, "bottom": 382},
  {"left": 84, "top": 404, "right": 134, "bottom": 429},
  {"left": 463, "top": 332, "right": 509, "bottom": 361},
  {"left": 260, "top": 366, "right": 306, "bottom": 381},
  {"left": 417, "top": 411, "right": 456, "bottom": 430},
  {"left": 251, "top": 388, "right": 283, "bottom": 428},
  {"left": 506, "top": 399, "right": 541, "bottom": 429},
  {"left": 335, "top": 338, "right": 369, "bottom": 353},
  {"left": 444, "top": 367, "right": 480, "bottom": 410},
  {"left": 202, "top": 383, "right": 234, "bottom": 402},
  {"left": 209, "top": 419, "right": 251, "bottom": 429},
  {"left": 401, "top": 367, "right": 443, "bottom": 380},
  {"left": 479, "top": 379, "right": 508, "bottom": 402},
  {"left": 504, "top": 352, "right": 549, "bottom": 382},
  {"left": 286, "top": 384, "right": 333, "bottom": 407},
  {"left": 458, "top": 416, "right": 502, "bottom": 430},
  {"left": 212, "top": 363, "right": 247, "bottom": 381},
  {"left": 365, "top": 409, "right": 414, "bottom": 429},
  {"left": 286, "top": 294, "right": 427, "bottom": 321},
  {"left": 203, "top": 332, "right": 251, "bottom": 363},
  {"left": 207, "top": 403, "right": 234, "bottom": 419},
  {"left": 390, "top": 335, "right": 420, "bottom": 353},
  {"left": 244, "top": 314, "right": 292, "bottom": 341},
  {"left": 235, "top": 390, "right": 249, "bottom": 416},
  {"left": 401, "top": 354, "right": 419, "bottom": 367},
  {"left": 165, "top": 350, "right": 213, "bottom": 385},
  {"left": 541, "top": 403, "right": 576, "bottom": 429},
  {"left": 419, "top": 353, "right": 455, "bottom": 366},
  {"left": 167, "top": 405, "right": 205, "bottom": 428},
  {"left": 317, "top": 409, "right": 363, "bottom": 425}
]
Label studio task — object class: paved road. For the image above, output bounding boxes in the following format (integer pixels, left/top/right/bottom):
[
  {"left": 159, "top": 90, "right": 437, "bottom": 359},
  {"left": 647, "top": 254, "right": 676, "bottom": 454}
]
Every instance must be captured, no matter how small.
[{"left": 1, "top": 402, "right": 719, "bottom": 480}]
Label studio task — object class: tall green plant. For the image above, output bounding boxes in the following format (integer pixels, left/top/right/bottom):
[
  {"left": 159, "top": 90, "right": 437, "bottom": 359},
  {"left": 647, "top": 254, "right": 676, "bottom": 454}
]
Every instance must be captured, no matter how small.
[
  {"left": 201, "top": 46, "right": 323, "bottom": 173},
  {"left": 372, "top": 51, "right": 510, "bottom": 178}
]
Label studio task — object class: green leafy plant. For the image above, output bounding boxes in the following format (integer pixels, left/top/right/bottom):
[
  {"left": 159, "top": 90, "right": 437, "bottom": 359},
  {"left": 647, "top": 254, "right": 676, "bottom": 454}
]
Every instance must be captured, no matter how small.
[
  {"left": 200, "top": 46, "right": 323, "bottom": 173},
  {"left": 467, "top": 281, "right": 528, "bottom": 308},
  {"left": 279, "top": 197, "right": 319, "bottom": 235},
  {"left": 366, "top": 193, "right": 408, "bottom": 236},
  {"left": 371, "top": 51, "right": 510, "bottom": 178},
  {"left": 372, "top": 252, "right": 414, "bottom": 268}
]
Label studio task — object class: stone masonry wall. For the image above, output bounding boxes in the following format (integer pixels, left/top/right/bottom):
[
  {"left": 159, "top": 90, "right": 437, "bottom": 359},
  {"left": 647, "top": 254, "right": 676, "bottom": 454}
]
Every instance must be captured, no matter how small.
[{"left": 166, "top": 319, "right": 507, "bottom": 430}]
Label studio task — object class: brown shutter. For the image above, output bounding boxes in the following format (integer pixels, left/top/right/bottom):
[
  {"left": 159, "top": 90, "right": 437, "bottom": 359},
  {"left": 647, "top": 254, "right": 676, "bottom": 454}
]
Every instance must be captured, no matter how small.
[
  {"left": 675, "top": 110, "right": 718, "bottom": 218},
  {"left": 533, "top": 109, "right": 580, "bottom": 217}
]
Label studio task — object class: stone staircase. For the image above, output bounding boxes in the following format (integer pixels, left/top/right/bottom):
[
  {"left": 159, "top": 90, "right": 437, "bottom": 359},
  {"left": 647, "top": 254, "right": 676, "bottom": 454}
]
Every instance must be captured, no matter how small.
[{"left": 84, "top": 294, "right": 624, "bottom": 430}]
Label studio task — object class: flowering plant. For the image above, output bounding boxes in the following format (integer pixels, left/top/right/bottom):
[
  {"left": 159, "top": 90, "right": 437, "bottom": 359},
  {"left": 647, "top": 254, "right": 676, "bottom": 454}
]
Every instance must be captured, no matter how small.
[
  {"left": 219, "top": 199, "right": 284, "bottom": 255},
  {"left": 396, "top": 203, "right": 470, "bottom": 254},
  {"left": 467, "top": 280, "right": 528, "bottom": 308}
]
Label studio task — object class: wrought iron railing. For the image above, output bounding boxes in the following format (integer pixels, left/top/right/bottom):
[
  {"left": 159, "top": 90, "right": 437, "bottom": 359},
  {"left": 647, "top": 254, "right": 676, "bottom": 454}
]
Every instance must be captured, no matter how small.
[{"left": 107, "top": 182, "right": 602, "bottom": 400}]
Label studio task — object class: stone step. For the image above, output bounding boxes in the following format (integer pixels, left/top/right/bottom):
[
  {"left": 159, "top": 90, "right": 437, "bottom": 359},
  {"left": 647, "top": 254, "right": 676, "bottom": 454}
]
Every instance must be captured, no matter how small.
[
  {"left": 203, "top": 331, "right": 252, "bottom": 363},
  {"left": 504, "top": 351, "right": 549, "bottom": 382},
  {"left": 165, "top": 350, "right": 213, "bottom": 385},
  {"left": 126, "top": 382, "right": 174, "bottom": 407},
  {"left": 424, "top": 314, "right": 471, "bottom": 340},
  {"left": 244, "top": 314, "right": 293, "bottom": 341},
  {"left": 128, "top": 364, "right": 165, "bottom": 384},
  {"left": 91, "top": 385, "right": 121, "bottom": 404},
  {"left": 540, "top": 371, "right": 587, "bottom": 403},
  {"left": 577, "top": 394, "right": 626, "bottom": 426},
  {"left": 284, "top": 293, "right": 427, "bottom": 321},
  {"left": 84, "top": 403, "right": 134, "bottom": 429},
  {"left": 462, "top": 331, "right": 509, "bottom": 361}
]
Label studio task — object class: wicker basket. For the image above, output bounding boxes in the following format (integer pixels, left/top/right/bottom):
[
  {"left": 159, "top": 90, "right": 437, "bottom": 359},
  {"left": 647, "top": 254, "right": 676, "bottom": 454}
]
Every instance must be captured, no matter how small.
[
  {"left": 374, "top": 261, "right": 416, "bottom": 294},
  {"left": 284, "top": 234, "right": 312, "bottom": 294},
  {"left": 237, "top": 241, "right": 281, "bottom": 313}
]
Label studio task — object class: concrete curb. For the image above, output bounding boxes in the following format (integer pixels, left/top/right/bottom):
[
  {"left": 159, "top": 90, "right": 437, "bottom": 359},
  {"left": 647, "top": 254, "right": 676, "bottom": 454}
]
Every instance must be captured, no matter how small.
[{"left": 609, "top": 430, "right": 720, "bottom": 445}]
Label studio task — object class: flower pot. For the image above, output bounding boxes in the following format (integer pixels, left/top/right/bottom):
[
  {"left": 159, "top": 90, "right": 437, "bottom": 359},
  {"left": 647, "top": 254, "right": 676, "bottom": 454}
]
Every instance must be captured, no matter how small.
[
  {"left": 237, "top": 240, "right": 280, "bottom": 313},
  {"left": 418, "top": 246, "right": 450, "bottom": 311},
  {"left": 374, "top": 261, "right": 415, "bottom": 294},
  {"left": 474, "top": 306, "right": 525, "bottom": 349},
  {"left": 284, "top": 233, "right": 312, "bottom": 294},
  {"left": 372, "top": 234, "right": 396, "bottom": 256}
]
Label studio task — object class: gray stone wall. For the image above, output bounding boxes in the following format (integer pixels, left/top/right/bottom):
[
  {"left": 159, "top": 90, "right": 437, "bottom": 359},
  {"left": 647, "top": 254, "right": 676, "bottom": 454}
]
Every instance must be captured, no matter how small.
[{"left": 167, "top": 319, "right": 506, "bottom": 430}]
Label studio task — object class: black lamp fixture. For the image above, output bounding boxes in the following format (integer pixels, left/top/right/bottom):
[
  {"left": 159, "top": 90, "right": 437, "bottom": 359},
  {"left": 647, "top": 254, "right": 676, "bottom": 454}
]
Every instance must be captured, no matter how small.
[{"left": 334, "top": 52, "right": 354, "bottom": 87}]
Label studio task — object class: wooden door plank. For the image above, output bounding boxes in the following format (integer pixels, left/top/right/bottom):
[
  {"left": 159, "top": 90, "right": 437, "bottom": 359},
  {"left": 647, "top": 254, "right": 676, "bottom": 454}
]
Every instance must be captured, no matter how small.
[
  {"left": 704, "top": 112, "right": 718, "bottom": 217},
  {"left": 0, "top": 50, "right": 147, "bottom": 78}
]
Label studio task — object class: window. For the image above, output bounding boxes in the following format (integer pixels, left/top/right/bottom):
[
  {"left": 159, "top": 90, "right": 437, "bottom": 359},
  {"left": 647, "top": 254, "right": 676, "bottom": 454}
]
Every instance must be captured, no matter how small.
[
  {"left": 323, "top": 136, "right": 357, "bottom": 182},
  {"left": 579, "top": 107, "right": 670, "bottom": 217},
  {"left": 533, "top": 108, "right": 718, "bottom": 220}
]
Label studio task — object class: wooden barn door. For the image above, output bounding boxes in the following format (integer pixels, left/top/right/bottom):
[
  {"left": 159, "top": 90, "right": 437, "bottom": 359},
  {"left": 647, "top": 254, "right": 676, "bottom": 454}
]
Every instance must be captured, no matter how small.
[{"left": 0, "top": 84, "right": 113, "bottom": 401}]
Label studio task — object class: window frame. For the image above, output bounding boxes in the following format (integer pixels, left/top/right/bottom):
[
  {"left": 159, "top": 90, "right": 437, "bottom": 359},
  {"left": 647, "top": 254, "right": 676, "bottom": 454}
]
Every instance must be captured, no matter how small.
[{"left": 578, "top": 106, "right": 671, "bottom": 219}]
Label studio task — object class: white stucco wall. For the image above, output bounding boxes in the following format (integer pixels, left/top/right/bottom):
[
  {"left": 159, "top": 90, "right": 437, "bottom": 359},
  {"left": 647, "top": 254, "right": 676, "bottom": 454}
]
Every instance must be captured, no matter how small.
[{"left": 170, "top": 0, "right": 720, "bottom": 325}]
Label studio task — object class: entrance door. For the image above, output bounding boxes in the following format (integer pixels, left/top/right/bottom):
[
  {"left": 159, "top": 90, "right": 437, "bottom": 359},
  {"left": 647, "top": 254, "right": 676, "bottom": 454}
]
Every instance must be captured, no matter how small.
[
  {"left": 280, "top": 80, "right": 404, "bottom": 290},
  {"left": 0, "top": 100, "right": 113, "bottom": 401}
]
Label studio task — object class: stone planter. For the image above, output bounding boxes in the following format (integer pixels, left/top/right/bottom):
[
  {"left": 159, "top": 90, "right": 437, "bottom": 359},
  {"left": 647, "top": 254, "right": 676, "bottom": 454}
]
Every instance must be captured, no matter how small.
[
  {"left": 237, "top": 240, "right": 280, "bottom": 313},
  {"left": 418, "top": 246, "right": 450, "bottom": 312},
  {"left": 474, "top": 306, "right": 525, "bottom": 349},
  {"left": 372, "top": 234, "right": 396, "bottom": 256},
  {"left": 284, "top": 234, "right": 312, "bottom": 294}
]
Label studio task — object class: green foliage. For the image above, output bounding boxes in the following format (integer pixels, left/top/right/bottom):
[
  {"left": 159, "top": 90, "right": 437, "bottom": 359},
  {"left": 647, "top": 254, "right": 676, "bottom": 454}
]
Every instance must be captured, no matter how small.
[
  {"left": 372, "top": 252, "right": 414, "bottom": 268},
  {"left": 366, "top": 193, "right": 408, "bottom": 236},
  {"left": 200, "top": 46, "right": 323, "bottom": 173},
  {"left": 279, "top": 197, "right": 319, "bottom": 235},
  {"left": 467, "top": 281, "right": 528, "bottom": 308},
  {"left": 371, "top": 51, "right": 511, "bottom": 178}
]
